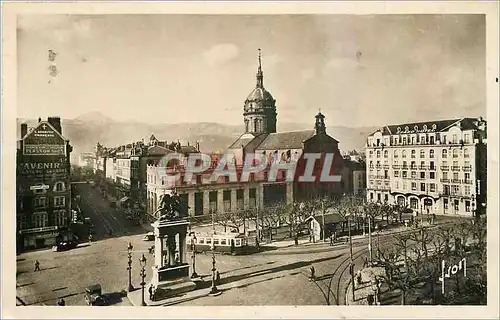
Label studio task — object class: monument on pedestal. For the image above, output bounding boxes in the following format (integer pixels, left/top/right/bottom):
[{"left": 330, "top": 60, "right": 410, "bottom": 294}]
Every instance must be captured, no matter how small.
[{"left": 150, "top": 192, "right": 196, "bottom": 301}]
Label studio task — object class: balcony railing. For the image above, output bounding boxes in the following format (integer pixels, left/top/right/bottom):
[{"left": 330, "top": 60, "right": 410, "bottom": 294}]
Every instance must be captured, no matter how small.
[
  {"left": 419, "top": 165, "right": 428, "bottom": 170},
  {"left": 402, "top": 166, "right": 409, "bottom": 170},
  {"left": 451, "top": 179, "right": 462, "bottom": 184},
  {"left": 439, "top": 191, "right": 472, "bottom": 198},
  {"left": 441, "top": 166, "right": 449, "bottom": 171},
  {"left": 463, "top": 179, "right": 473, "bottom": 185},
  {"left": 383, "top": 165, "right": 390, "bottom": 169},
  {"left": 429, "top": 166, "right": 436, "bottom": 171},
  {"left": 451, "top": 166, "right": 461, "bottom": 171},
  {"left": 410, "top": 166, "right": 417, "bottom": 170},
  {"left": 462, "top": 166, "right": 472, "bottom": 171},
  {"left": 440, "top": 178, "right": 450, "bottom": 183},
  {"left": 392, "top": 165, "right": 401, "bottom": 169}
]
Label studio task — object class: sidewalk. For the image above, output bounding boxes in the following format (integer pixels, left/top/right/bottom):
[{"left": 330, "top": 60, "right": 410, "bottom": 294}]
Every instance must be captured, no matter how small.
[{"left": 345, "top": 266, "right": 387, "bottom": 305}]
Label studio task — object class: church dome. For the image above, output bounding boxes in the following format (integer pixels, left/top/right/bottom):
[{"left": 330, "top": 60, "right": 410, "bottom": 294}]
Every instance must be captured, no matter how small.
[{"left": 246, "top": 87, "right": 274, "bottom": 102}]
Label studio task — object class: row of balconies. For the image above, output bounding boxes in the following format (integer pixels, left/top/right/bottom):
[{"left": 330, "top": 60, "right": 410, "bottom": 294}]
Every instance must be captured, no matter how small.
[
  {"left": 367, "top": 187, "right": 474, "bottom": 199},
  {"left": 367, "top": 139, "right": 472, "bottom": 148},
  {"left": 440, "top": 179, "right": 473, "bottom": 184},
  {"left": 370, "top": 165, "right": 472, "bottom": 172}
]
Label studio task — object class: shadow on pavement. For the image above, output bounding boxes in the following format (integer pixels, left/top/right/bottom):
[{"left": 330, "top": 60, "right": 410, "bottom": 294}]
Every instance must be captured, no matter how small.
[
  {"left": 104, "top": 290, "right": 127, "bottom": 305},
  {"left": 219, "top": 254, "right": 343, "bottom": 287},
  {"left": 220, "top": 261, "right": 276, "bottom": 275}
]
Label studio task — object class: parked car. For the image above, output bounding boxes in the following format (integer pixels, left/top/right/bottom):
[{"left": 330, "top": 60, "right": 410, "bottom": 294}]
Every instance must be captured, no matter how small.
[
  {"left": 142, "top": 232, "right": 155, "bottom": 241},
  {"left": 84, "top": 284, "right": 107, "bottom": 306},
  {"left": 53, "top": 240, "right": 79, "bottom": 252}
]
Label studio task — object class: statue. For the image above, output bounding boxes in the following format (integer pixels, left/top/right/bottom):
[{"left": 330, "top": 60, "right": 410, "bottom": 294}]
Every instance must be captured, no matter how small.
[{"left": 157, "top": 192, "right": 182, "bottom": 221}]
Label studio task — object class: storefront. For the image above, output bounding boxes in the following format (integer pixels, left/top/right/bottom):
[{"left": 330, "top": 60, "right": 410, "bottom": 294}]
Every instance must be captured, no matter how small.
[{"left": 19, "top": 226, "right": 60, "bottom": 250}]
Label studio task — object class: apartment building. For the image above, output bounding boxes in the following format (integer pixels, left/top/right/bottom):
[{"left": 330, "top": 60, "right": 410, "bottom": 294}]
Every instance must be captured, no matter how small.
[{"left": 365, "top": 117, "right": 487, "bottom": 217}]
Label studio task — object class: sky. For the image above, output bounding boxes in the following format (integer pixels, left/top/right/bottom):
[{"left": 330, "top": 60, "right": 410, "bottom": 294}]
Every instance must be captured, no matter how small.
[{"left": 17, "top": 14, "right": 486, "bottom": 127}]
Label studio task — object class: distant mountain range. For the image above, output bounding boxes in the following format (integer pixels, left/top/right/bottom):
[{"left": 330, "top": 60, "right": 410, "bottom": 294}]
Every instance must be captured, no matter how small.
[{"left": 17, "top": 112, "right": 377, "bottom": 164}]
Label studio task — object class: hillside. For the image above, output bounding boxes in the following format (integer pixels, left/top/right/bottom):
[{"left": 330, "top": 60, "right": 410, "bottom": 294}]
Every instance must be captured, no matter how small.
[{"left": 17, "top": 112, "right": 376, "bottom": 163}]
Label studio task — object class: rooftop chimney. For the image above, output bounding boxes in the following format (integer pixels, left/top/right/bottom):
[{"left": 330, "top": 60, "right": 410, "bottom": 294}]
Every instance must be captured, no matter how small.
[
  {"left": 47, "top": 117, "right": 62, "bottom": 134},
  {"left": 21, "top": 123, "right": 28, "bottom": 138}
]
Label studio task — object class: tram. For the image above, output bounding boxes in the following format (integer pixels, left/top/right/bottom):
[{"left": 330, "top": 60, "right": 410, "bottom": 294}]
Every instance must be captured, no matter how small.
[{"left": 186, "top": 232, "right": 249, "bottom": 255}]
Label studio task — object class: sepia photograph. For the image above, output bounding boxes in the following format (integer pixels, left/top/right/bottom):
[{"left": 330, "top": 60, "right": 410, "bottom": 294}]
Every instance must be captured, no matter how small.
[{"left": 2, "top": 1, "right": 499, "bottom": 319}]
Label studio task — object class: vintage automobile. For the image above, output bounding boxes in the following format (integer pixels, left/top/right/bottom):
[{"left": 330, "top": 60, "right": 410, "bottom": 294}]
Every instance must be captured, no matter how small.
[
  {"left": 142, "top": 232, "right": 155, "bottom": 241},
  {"left": 84, "top": 284, "right": 107, "bottom": 306},
  {"left": 52, "top": 240, "right": 79, "bottom": 252}
]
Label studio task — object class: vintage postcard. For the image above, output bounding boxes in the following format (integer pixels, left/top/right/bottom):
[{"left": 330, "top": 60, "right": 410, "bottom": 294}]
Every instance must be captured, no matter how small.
[{"left": 1, "top": 1, "right": 499, "bottom": 319}]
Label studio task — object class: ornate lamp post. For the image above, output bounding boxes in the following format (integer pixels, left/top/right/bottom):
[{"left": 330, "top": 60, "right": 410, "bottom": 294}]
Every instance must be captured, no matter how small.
[
  {"left": 139, "top": 254, "right": 147, "bottom": 306},
  {"left": 127, "top": 242, "right": 134, "bottom": 292},
  {"left": 209, "top": 243, "right": 221, "bottom": 295},
  {"left": 190, "top": 233, "right": 198, "bottom": 279}
]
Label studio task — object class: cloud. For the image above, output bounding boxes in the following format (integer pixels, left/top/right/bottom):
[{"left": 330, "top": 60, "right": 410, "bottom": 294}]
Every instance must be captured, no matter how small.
[
  {"left": 301, "top": 68, "right": 315, "bottom": 80},
  {"left": 202, "top": 43, "right": 240, "bottom": 67}
]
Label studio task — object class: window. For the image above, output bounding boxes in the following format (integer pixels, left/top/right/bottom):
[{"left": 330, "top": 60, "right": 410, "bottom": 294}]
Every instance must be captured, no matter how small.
[
  {"left": 34, "top": 197, "right": 47, "bottom": 208},
  {"left": 369, "top": 161, "right": 373, "bottom": 168},
  {"left": 377, "top": 193, "right": 381, "bottom": 202},
  {"left": 402, "top": 137, "right": 407, "bottom": 145},
  {"left": 376, "top": 151, "right": 380, "bottom": 158},
  {"left": 402, "top": 181, "right": 407, "bottom": 190},
  {"left": 32, "top": 212, "right": 48, "bottom": 228},
  {"left": 402, "top": 161, "right": 407, "bottom": 168},
  {"left": 402, "top": 171, "right": 407, "bottom": 178},
  {"left": 199, "top": 239, "right": 205, "bottom": 244},
  {"left": 370, "top": 192, "right": 374, "bottom": 200},
  {"left": 384, "top": 150, "right": 388, "bottom": 158},
  {"left": 402, "top": 150, "right": 407, "bottom": 158},
  {"left": 454, "top": 200, "right": 459, "bottom": 211},
  {"left": 453, "top": 172, "right": 459, "bottom": 181},
  {"left": 54, "top": 181, "right": 65, "bottom": 192},
  {"left": 53, "top": 210, "right": 67, "bottom": 226},
  {"left": 464, "top": 186, "right": 471, "bottom": 195},
  {"left": 464, "top": 133, "right": 471, "bottom": 144},
  {"left": 430, "top": 183, "right": 436, "bottom": 192},
  {"left": 420, "top": 172, "right": 425, "bottom": 179},
  {"left": 430, "top": 172, "right": 435, "bottom": 179},
  {"left": 465, "top": 173, "right": 471, "bottom": 182},
  {"left": 235, "top": 239, "right": 241, "bottom": 246},
  {"left": 442, "top": 149, "right": 448, "bottom": 158},
  {"left": 429, "top": 161, "right": 435, "bottom": 170},
  {"left": 410, "top": 198, "right": 418, "bottom": 209},
  {"left": 394, "top": 150, "right": 399, "bottom": 158},
  {"left": 452, "top": 134, "right": 458, "bottom": 144},
  {"left": 453, "top": 149, "right": 459, "bottom": 158},
  {"left": 394, "top": 171, "right": 399, "bottom": 177},
  {"left": 395, "top": 180, "right": 399, "bottom": 189},
  {"left": 429, "top": 149, "right": 434, "bottom": 158},
  {"left": 444, "top": 199, "right": 449, "bottom": 210},
  {"left": 411, "top": 182, "right": 417, "bottom": 191},
  {"left": 411, "top": 171, "right": 416, "bottom": 179},
  {"left": 443, "top": 172, "right": 448, "bottom": 179},
  {"left": 464, "top": 148, "right": 469, "bottom": 158},
  {"left": 206, "top": 238, "right": 212, "bottom": 244},
  {"left": 452, "top": 185, "right": 460, "bottom": 195},
  {"left": 420, "top": 150, "right": 425, "bottom": 158},
  {"left": 420, "top": 183, "right": 425, "bottom": 191},
  {"left": 220, "top": 239, "right": 227, "bottom": 245},
  {"left": 465, "top": 201, "right": 471, "bottom": 212},
  {"left": 411, "top": 150, "right": 416, "bottom": 158},
  {"left": 369, "top": 151, "right": 373, "bottom": 158}
]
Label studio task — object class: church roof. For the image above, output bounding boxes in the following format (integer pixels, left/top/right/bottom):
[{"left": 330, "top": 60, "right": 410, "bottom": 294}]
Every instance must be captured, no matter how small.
[
  {"left": 228, "top": 133, "right": 258, "bottom": 149},
  {"left": 147, "top": 145, "right": 173, "bottom": 156},
  {"left": 255, "top": 130, "right": 315, "bottom": 150}
]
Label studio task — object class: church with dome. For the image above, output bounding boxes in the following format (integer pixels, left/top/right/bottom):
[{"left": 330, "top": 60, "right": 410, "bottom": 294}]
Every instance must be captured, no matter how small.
[{"left": 228, "top": 49, "right": 346, "bottom": 203}]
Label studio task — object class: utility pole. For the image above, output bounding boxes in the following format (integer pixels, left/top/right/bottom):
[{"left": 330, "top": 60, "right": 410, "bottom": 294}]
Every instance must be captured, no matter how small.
[
  {"left": 368, "top": 210, "right": 372, "bottom": 264},
  {"left": 256, "top": 195, "right": 260, "bottom": 247},
  {"left": 348, "top": 214, "right": 355, "bottom": 302},
  {"left": 321, "top": 199, "right": 325, "bottom": 242}
]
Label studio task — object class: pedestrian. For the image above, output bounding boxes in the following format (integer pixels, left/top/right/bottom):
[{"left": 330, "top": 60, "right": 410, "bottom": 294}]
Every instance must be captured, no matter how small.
[
  {"left": 363, "top": 257, "right": 368, "bottom": 268},
  {"left": 309, "top": 266, "right": 315, "bottom": 281},
  {"left": 356, "top": 271, "right": 362, "bottom": 287},
  {"left": 148, "top": 284, "right": 154, "bottom": 301},
  {"left": 329, "top": 235, "right": 334, "bottom": 246},
  {"left": 34, "top": 260, "right": 40, "bottom": 272},
  {"left": 88, "top": 234, "right": 93, "bottom": 243},
  {"left": 216, "top": 270, "right": 221, "bottom": 285},
  {"left": 57, "top": 298, "right": 65, "bottom": 306}
]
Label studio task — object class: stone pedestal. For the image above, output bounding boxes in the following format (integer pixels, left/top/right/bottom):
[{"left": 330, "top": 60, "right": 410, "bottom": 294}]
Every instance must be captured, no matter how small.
[{"left": 150, "top": 219, "right": 196, "bottom": 300}]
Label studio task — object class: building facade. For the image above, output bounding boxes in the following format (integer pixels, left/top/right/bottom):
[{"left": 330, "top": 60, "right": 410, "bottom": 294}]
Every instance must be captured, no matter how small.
[
  {"left": 365, "top": 118, "right": 487, "bottom": 217},
  {"left": 17, "top": 117, "right": 73, "bottom": 250}
]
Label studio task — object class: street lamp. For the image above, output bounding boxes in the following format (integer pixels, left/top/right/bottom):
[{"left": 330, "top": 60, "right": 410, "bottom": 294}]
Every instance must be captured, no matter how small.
[
  {"left": 190, "top": 233, "right": 198, "bottom": 279},
  {"left": 208, "top": 243, "right": 221, "bottom": 295},
  {"left": 127, "top": 242, "right": 134, "bottom": 292},
  {"left": 139, "top": 254, "right": 147, "bottom": 306}
]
